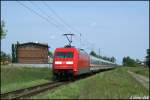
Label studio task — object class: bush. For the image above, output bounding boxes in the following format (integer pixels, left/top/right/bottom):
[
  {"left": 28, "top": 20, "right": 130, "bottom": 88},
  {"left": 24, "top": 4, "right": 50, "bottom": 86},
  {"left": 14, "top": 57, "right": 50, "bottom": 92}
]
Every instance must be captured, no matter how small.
[
  {"left": 122, "top": 56, "right": 139, "bottom": 67},
  {"left": 0, "top": 51, "right": 11, "bottom": 64}
]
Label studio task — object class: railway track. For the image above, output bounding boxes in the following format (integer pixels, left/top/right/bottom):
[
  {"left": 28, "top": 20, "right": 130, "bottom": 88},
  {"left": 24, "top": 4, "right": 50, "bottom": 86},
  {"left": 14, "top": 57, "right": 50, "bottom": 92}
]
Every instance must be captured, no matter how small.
[
  {"left": 1, "top": 81, "right": 68, "bottom": 99},
  {"left": 1, "top": 68, "right": 114, "bottom": 99}
]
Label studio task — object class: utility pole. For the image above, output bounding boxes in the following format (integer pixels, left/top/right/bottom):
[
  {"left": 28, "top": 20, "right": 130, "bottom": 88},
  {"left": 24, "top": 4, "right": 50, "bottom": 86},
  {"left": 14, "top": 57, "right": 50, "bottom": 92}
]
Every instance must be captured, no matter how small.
[{"left": 99, "top": 48, "right": 100, "bottom": 58}]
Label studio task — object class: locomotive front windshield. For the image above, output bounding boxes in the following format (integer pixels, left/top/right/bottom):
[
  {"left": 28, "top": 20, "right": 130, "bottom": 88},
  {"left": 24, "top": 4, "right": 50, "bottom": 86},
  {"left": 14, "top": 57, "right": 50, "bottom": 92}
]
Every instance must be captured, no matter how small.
[{"left": 55, "top": 52, "right": 73, "bottom": 58}]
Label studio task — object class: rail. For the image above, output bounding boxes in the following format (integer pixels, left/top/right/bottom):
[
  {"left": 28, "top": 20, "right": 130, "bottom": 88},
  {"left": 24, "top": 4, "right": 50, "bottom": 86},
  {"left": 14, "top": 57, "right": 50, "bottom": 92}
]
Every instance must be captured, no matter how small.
[{"left": 1, "top": 81, "right": 68, "bottom": 99}]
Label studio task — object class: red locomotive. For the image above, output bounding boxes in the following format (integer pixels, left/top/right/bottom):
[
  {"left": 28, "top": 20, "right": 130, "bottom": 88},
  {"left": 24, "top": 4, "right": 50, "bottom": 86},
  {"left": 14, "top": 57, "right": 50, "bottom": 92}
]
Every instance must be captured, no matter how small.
[
  {"left": 52, "top": 46, "right": 91, "bottom": 79},
  {"left": 52, "top": 34, "right": 116, "bottom": 80}
]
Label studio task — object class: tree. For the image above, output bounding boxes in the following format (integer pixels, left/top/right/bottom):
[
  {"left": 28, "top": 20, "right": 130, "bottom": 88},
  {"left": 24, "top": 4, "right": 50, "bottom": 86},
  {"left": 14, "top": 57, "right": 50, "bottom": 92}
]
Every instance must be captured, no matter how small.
[
  {"left": 48, "top": 51, "right": 53, "bottom": 57},
  {"left": 12, "top": 44, "right": 16, "bottom": 63},
  {"left": 145, "top": 48, "right": 150, "bottom": 67},
  {"left": 122, "top": 56, "right": 139, "bottom": 67},
  {"left": 102, "top": 56, "right": 110, "bottom": 61},
  {"left": 0, "top": 51, "right": 11, "bottom": 64},
  {"left": 1, "top": 20, "right": 7, "bottom": 39},
  {"left": 90, "top": 50, "right": 116, "bottom": 63},
  {"left": 11, "top": 43, "right": 18, "bottom": 63},
  {"left": 90, "top": 50, "right": 97, "bottom": 57},
  {"left": 110, "top": 56, "right": 116, "bottom": 63}
]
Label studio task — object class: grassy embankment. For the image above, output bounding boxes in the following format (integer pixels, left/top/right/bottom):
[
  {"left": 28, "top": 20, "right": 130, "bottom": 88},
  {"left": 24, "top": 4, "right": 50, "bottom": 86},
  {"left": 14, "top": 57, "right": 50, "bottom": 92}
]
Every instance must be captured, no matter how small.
[
  {"left": 123, "top": 66, "right": 149, "bottom": 77},
  {"left": 29, "top": 67, "right": 149, "bottom": 99},
  {"left": 1, "top": 65, "right": 52, "bottom": 93}
]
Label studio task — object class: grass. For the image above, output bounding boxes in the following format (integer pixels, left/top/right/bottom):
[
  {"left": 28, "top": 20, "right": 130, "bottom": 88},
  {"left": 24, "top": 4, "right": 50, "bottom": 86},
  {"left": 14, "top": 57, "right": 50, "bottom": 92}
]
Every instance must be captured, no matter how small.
[
  {"left": 1, "top": 65, "right": 52, "bottom": 93},
  {"left": 123, "top": 66, "right": 149, "bottom": 77},
  {"left": 29, "top": 67, "right": 149, "bottom": 99}
]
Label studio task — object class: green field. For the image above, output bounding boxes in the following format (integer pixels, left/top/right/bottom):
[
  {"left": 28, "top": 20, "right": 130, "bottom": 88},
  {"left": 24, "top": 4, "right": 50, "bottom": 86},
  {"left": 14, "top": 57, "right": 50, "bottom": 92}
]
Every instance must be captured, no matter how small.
[
  {"left": 1, "top": 65, "right": 52, "bottom": 93},
  {"left": 123, "top": 67, "right": 149, "bottom": 77},
  {"left": 1, "top": 65, "right": 149, "bottom": 99},
  {"left": 29, "top": 67, "right": 149, "bottom": 99}
]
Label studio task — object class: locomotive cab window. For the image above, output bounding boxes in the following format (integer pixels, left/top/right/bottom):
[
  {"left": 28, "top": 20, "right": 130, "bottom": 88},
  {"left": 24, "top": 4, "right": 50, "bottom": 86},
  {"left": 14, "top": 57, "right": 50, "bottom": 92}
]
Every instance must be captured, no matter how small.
[{"left": 55, "top": 52, "right": 73, "bottom": 58}]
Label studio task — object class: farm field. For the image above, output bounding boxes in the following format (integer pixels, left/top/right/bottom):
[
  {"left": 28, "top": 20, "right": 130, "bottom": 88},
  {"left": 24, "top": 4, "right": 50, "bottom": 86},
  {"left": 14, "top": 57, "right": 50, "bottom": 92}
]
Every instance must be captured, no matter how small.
[
  {"left": 28, "top": 67, "right": 149, "bottom": 99},
  {"left": 1, "top": 65, "right": 52, "bottom": 93}
]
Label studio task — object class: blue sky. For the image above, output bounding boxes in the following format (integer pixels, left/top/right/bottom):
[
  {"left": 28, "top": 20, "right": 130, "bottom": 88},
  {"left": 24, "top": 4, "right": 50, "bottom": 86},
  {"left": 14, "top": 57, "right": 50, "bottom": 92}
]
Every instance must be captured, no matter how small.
[{"left": 1, "top": 1, "right": 149, "bottom": 64}]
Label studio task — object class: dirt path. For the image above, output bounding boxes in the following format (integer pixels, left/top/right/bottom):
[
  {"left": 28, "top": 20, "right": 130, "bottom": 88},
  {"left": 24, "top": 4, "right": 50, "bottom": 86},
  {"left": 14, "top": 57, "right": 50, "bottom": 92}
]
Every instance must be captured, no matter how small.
[{"left": 128, "top": 71, "right": 149, "bottom": 90}]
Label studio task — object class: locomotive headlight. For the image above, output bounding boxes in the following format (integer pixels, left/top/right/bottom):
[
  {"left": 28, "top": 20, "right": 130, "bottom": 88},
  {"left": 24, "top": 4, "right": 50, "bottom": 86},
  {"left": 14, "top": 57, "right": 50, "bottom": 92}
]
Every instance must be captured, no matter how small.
[
  {"left": 55, "top": 61, "right": 62, "bottom": 64},
  {"left": 66, "top": 61, "right": 73, "bottom": 64}
]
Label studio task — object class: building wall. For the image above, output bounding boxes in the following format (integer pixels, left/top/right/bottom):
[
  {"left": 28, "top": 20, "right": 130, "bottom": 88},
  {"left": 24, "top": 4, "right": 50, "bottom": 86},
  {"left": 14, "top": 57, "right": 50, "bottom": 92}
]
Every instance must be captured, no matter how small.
[{"left": 17, "top": 44, "right": 48, "bottom": 64}]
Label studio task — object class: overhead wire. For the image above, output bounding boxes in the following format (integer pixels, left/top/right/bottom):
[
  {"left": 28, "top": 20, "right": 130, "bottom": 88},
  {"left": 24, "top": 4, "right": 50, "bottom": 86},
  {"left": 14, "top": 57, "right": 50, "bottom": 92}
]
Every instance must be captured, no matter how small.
[
  {"left": 17, "top": 1, "right": 96, "bottom": 52},
  {"left": 16, "top": 1, "right": 66, "bottom": 33},
  {"left": 42, "top": 1, "right": 94, "bottom": 50},
  {"left": 42, "top": 1, "right": 81, "bottom": 34},
  {"left": 42, "top": 1, "right": 85, "bottom": 48},
  {"left": 18, "top": 1, "right": 112, "bottom": 59},
  {"left": 29, "top": 1, "right": 70, "bottom": 33}
]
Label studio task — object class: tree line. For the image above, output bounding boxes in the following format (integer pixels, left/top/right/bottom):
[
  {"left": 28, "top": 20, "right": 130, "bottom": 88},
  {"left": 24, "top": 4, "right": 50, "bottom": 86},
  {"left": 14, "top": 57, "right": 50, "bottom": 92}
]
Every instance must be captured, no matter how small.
[
  {"left": 122, "top": 56, "right": 140, "bottom": 67},
  {"left": 1, "top": 20, "right": 11, "bottom": 64},
  {"left": 122, "top": 49, "right": 149, "bottom": 67},
  {"left": 90, "top": 50, "right": 116, "bottom": 63}
]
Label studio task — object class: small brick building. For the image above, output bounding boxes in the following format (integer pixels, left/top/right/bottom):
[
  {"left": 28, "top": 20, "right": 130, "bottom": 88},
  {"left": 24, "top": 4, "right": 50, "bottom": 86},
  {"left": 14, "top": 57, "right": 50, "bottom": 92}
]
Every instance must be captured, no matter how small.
[{"left": 16, "top": 42, "right": 49, "bottom": 64}]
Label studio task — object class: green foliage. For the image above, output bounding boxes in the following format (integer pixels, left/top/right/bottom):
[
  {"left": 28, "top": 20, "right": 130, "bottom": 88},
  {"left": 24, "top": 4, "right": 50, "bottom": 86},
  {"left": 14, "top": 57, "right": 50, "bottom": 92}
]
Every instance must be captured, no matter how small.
[
  {"left": 11, "top": 44, "right": 17, "bottom": 63},
  {"left": 48, "top": 51, "right": 53, "bottom": 57},
  {"left": 1, "top": 66, "right": 52, "bottom": 93},
  {"left": 123, "top": 67, "right": 149, "bottom": 77},
  {"left": 145, "top": 48, "right": 149, "bottom": 67},
  {"left": 110, "top": 57, "right": 116, "bottom": 63},
  {"left": 90, "top": 51, "right": 97, "bottom": 57},
  {"left": 90, "top": 50, "right": 116, "bottom": 63},
  {"left": 1, "top": 20, "right": 7, "bottom": 39},
  {"left": 122, "top": 56, "right": 139, "bottom": 67},
  {"left": 0, "top": 51, "right": 11, "bottom": 63},
  {"left": 30, "top": 67, "right": 148, "bottom": 99},
  {"left": 12, "top": 44, "right": 15, "bottom": 62}
]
